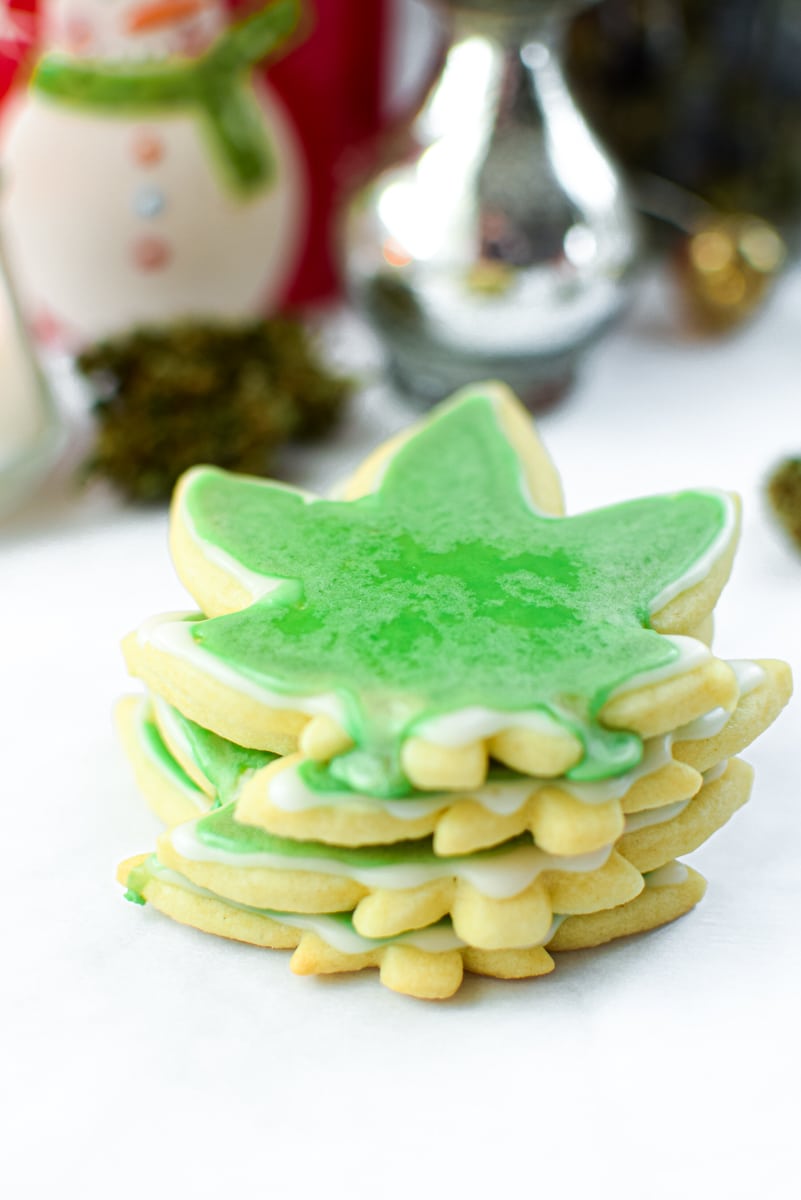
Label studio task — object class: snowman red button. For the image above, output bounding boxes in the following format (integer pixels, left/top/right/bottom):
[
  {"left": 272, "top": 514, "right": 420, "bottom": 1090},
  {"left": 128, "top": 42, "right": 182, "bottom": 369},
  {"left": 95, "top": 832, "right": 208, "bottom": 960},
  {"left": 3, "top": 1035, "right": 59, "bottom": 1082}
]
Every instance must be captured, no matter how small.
[
  {"left": 132, "top": 234, "right": 172, "bottom": 271},
  {"left": 132, "top": 129, "right": 166, "bottom": 167}
]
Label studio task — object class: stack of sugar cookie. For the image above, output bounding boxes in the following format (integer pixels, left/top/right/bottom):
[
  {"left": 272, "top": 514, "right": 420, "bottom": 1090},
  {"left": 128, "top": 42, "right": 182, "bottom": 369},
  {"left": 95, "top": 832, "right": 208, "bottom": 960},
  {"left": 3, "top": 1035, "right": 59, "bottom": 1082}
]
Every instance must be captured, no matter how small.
[{"left": 117, "top": 384, "right": 791, "bottom": 999}]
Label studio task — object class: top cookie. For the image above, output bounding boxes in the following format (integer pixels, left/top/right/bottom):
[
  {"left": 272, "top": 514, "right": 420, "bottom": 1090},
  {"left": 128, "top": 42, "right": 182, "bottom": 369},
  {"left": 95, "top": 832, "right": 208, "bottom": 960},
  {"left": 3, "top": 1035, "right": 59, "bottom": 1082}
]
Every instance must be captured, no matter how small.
[{"left": 128, "top": 383, "right": 740, "bottom": 794}]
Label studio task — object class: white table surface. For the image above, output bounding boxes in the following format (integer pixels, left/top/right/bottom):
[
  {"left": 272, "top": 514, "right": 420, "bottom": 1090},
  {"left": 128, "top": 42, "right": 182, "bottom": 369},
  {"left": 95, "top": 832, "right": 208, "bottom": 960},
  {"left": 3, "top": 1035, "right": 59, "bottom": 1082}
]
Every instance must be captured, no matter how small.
[{"left": 2, "top": 270, "right": 800, "bottom": 1200}]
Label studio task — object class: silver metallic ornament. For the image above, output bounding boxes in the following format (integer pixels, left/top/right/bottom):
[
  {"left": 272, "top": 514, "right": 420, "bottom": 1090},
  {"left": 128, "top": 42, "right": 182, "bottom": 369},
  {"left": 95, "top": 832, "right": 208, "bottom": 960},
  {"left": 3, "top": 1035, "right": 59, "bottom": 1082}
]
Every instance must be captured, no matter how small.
[{"left": 345, "top": 0, "right": 640, "bottom": 407}]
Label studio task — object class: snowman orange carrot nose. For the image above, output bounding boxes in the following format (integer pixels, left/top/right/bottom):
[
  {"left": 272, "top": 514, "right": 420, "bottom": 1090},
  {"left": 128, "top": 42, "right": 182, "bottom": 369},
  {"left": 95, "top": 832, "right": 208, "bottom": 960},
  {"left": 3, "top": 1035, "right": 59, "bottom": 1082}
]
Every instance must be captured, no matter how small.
[{"left": 126, "top": 0, "right": 207, "bottom": 33}]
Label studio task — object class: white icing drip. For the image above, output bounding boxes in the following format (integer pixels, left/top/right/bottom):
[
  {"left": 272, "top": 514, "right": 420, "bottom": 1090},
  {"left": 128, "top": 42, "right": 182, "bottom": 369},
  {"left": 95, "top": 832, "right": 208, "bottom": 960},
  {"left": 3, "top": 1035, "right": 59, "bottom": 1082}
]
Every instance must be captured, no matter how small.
[
  {"left": 701, "top": 759, "right": 729, "bottom": 785},
  {"left": 148, "top": 861, "right": 463, "bottom": 954},
  {"left": 266, "top": 733, "right": 674, "bottom": 818},
  {"left": 674, "top": 706, "right": 730, "bottom": 742},
  {"left": 669, "top": 662, "right": 762, "bottom": 748},
  {"left": 417, "top": 638, "right": 710, "bottom": 747},
  {"left": 184, "top": 471, "right": 318, "bottom": 603},
  {"left": 269, "top": 763, "right": 538, "bottom": 818},
  {"left": 145, "top": 859, "right": 565, "bottom": 955},
  {"left": 138, "top": 612, "right": 352, "bottom": 729},
  {"left": 472, "top": 777, "right": 562, "bottom": 812},
  {"left": 648, "top": 491, "right": 738, "bottom": 615},
  {"left": 138, "top": 609, "right": 759, "bottom": 812},
  {"left": 136, "top": 609, "right": 198, "bottom": 641},
  {"left": 136, "top": 621, "right": 713, "bottom": 761},
  {"left": 729, "top": 660, "right": 765, "bottom": 698},
  {"left": 558, "top": 734, "right": 675, "bottom": 804},
  {"left": 644, "top": 862, "right": 689, "bottom": 888},
  {"left": 264, "top": 660, "right": 756, "bottom": 819},
  {"left": 136, "top": 699, "right": 210, "bottom": 812},
  {"left": 168, "top": 821, "right": 613, "bottom": 900},
  {"left": 606, "top": 635, "right": 711, "bottom": 700},
  {"left": 623, "top": 798, "right": 690, "bottom": 833},
  {"left": 453, "top": 844, "right": 612, "bottom": 899},
  {"left": 194, "top": 547, "right": 287, "bottom": 604},
  {"left": 151, "top": 694, "right": 205, "bottom": 784},
  {"left": 418, "top": 704, "right": 564, "bottom": 747}
]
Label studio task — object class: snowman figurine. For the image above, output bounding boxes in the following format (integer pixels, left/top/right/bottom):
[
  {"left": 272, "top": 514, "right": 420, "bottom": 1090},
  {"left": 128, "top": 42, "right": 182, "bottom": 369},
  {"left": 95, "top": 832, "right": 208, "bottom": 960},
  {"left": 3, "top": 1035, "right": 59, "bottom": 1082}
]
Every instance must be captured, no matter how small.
[{"left": 0, "top": 0, "right": 306, "bottom": 347}]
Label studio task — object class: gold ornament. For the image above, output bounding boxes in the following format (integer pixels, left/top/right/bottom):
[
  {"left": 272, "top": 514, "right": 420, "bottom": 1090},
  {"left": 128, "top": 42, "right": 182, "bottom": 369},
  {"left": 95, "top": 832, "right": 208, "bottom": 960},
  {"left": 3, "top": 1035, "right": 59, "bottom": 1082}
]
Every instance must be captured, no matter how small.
[{"left": 677, "top": 215, "right": 786, "bottom": 332}]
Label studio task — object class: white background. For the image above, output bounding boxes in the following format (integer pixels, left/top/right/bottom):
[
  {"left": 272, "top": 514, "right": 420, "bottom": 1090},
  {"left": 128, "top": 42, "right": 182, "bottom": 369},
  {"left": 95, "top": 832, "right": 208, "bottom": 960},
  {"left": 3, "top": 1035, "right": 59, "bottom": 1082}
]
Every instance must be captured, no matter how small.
[{"left": 2, "top": 270, "right": 801, "bottom": 1198}]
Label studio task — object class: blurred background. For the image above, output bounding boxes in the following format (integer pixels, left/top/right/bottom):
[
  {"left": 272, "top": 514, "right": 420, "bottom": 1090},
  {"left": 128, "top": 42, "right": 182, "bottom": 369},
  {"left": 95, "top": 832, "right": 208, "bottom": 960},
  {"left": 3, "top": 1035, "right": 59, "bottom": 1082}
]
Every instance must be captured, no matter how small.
[{"left": 0, "top": 0, "right": 800, "bottom": 530}]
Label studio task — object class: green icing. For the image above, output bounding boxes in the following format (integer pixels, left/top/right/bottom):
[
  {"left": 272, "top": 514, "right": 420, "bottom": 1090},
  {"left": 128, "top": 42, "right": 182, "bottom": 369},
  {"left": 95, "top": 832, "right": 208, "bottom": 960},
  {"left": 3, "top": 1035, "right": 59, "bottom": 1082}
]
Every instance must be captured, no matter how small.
[
  {"left": 192, "top": 802, "right": 530, "bottom": 867},
  {"left": 140, "top": 712, "right": 208, "bottom": 803},
  {"left": 163, "top": 703, "right": 277, "bottom": 801},
  {"left": 301, "top": 757, "right": 387, "bottom": 796},
  {"left": 182, "top": 391, "right": 729, "bottom": 786},
  {"left": 32, "top": 0, "right": 302, "bottom": 195},
  {"left": 124, "top": 859, "right": 151, "bottom": 905},
  {"left": 300, "top": 757, "right": 520, "bottom": 801}
]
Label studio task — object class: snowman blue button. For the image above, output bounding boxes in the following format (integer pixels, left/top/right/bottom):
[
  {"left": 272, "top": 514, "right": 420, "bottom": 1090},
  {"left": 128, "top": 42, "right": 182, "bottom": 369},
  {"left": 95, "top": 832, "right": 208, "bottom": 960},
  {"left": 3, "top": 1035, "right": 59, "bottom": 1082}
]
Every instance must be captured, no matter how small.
[{"left": 133, "top": 187, "right": 166, "bottom": 220}]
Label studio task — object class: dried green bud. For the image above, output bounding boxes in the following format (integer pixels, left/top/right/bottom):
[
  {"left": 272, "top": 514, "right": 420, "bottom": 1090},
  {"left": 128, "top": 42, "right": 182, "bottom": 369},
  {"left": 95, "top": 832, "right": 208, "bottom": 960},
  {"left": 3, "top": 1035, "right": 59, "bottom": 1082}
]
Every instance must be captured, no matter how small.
[
  {"left": 79, "top": 318, "right": 353, "bottom": 503},
  {"left": 767, "top": 458, "right": 801, "bottom": 552}
]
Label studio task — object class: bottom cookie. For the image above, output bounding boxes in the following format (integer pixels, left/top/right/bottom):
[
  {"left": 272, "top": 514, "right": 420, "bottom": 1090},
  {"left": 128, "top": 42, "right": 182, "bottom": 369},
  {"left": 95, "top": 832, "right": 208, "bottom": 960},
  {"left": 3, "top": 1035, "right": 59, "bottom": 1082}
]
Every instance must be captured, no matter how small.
[{"left": 118, "top": 855, "right": 706, "bottom": 1000}]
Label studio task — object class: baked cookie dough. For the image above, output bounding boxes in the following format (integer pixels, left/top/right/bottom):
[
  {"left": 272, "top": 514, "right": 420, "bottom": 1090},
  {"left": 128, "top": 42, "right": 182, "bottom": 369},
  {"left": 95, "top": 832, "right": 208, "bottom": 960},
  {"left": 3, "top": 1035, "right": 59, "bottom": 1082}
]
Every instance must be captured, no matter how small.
[
  {"left": 116, "top": 383, "right": 791, "bottom": 997},
  {"left": 119, "top": 854, "right": 706, "bottom": 1000}
]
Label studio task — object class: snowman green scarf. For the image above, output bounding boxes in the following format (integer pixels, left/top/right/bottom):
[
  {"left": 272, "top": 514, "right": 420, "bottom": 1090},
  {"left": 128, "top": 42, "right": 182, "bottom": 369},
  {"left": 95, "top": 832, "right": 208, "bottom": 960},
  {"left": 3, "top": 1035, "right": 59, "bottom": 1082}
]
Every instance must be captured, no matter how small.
[{"left": 31, "top": 0, "right": 303, "bottom": 196}]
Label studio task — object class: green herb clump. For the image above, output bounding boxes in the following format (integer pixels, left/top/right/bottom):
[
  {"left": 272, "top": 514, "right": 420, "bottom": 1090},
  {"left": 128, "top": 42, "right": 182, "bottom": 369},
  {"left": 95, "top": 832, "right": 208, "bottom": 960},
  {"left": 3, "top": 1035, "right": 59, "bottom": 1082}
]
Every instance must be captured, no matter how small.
[
  {"left": 767, "top": 458, "right": 801, "bottom": 552},
  {"left": 79, "top": 318, "right": 352, "bottom": 502}
]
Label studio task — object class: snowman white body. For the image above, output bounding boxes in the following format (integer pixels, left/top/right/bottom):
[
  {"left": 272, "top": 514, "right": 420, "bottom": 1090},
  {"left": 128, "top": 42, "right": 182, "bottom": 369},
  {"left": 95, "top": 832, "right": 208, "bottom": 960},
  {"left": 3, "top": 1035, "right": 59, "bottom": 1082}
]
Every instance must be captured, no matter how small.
[{"left": 1, "top": 0, "right": 305, "bottom": 345}]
